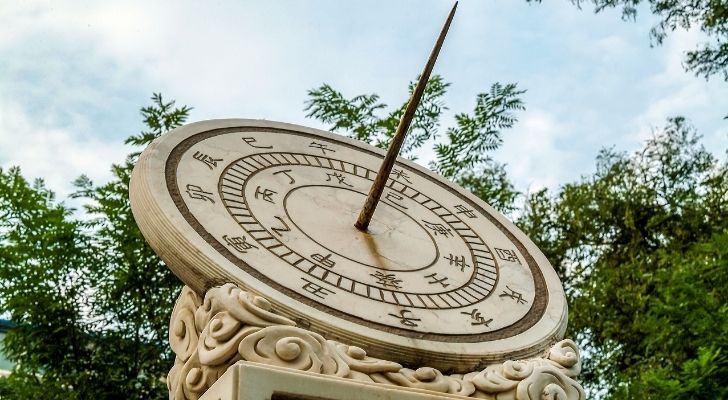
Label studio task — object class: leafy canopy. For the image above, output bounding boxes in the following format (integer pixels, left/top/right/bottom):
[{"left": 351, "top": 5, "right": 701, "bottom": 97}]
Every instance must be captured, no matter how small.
[
  {"left": 305, "top": 75, "right": 524, "bottom": 214},
  {"left": 520, "top": 117, "right": 728, "bottom": 398},
  {"left": 0, "top": 94, "right": 191, "bottom": 400}
]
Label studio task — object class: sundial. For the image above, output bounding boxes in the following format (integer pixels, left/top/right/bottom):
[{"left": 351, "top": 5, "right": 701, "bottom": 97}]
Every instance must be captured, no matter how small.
[{"left": 130, "top": 2, "right": 569, "bottom": 382}]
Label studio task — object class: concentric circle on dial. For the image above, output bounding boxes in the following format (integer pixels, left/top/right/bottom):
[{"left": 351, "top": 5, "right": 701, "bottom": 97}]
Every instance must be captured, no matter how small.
[
  {"left": 218, "top": 152, "right": 502, "bottom": 312},
  {"left": 284, "top": 185, "right": 439, "bottom": 272}
]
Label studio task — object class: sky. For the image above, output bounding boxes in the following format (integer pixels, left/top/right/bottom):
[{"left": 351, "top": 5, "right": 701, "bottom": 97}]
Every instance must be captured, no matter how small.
[{"left": 1, "top": 0, "right": 726, "bottom": 205}]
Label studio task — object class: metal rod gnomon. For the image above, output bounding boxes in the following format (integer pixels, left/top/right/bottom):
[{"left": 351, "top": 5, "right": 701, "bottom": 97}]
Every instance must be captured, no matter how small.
[{"left": 355, "top": 2, "right": 458, "bottom": 231}]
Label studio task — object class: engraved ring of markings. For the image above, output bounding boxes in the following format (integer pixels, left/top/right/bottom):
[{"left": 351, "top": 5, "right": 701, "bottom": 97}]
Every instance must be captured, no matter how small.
[{"left": 218, "top": 151, "right": 499, "bottom": 310}]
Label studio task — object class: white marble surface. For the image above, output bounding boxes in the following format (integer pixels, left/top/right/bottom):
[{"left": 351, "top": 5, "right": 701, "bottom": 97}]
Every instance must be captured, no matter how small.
[
  {"left": 200, "top": 362, "right": 474, "bottom": 400},
  {"left": 130, "top": 119, "right": 568, "bottom": 370}
]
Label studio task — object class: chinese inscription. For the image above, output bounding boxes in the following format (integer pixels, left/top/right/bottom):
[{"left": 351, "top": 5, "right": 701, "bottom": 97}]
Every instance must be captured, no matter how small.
[
  {"left": 443, "top": 254, "right": 470, "bottom": 272},
  {"left": 424, "top": 273, "right": 450, "bottom": 288},
  {"left": 301, "top": 278, "right": 335, "bottom": 299},
  {"left": 495, "top": 248, "right": 521, "bottom": 264},
  {"left": 192, "top": 151, "right": 222, "bottom": 170},
  {"left": 325, "top": 172, "right": 353, "bottom": 187},
  {"left": 388, "top": 309, "right": 421, "bottom": 327},
  {"left": 273, "top": 169, "right": 295, "bottom": 184},
  {"left": 454, "top": 204, "right": 477, "bottom": 219},
  {"left": 499, "top": 285, "right": 527, "bottom": 305},
  {"left": 311, "top": 253, "right": 336, "bottom": 269},
  {"left": 460, "top": 309, "right": 493, "bottom": 326},
  {"left": 271, "top": 216, "right": 291, "bottom": 236},
  {"left": 255, "top": 186, "right": 277, "bottom": 203},
  {"left": 370, "top": 271, "right": 403, "bottom": 289},
  {"left": 185, "top": 184, "right": 215, "bottom": 203},
  {"left": 309, "top": 141, "right": 335, "bottom": 155},
  {"left": 391, "top": 168, "right": 412, "bottom": 183},
  {"left": 242, "top": 137, "right": 273, "bottom": 149},
  {"left": 223, "top": 234, "right": 258, "bottom": 253},
  {"left": 384, "top": 191, "right": 408, "bottom": 209},
  {"left": 422, "top": 220, "right": 453, "bottom": 237}
]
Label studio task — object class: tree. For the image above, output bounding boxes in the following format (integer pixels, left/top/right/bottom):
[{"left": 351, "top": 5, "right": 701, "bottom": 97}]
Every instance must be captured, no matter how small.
[
  {"left": 527, "top": 0, "right": 728, "bottom": 81},
  {"left": 305, "top": 75, "right": 524, "bottom": 214},
  {"left": 0, "top": 94, "right": 191, "bottom": 399},
  {"left": 519, "top": 117, "right": 728, "bottom": 398},
  {"left": 0, "top": 167, "right": 100, "bottom": 399}
]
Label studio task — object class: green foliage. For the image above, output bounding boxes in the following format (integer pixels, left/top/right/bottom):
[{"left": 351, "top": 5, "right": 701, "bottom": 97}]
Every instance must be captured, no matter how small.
[
  {"left": 432, "top": 83, "right": 524, "bottom": 179},
  {"left": 517, "top": 188, "right": 571, "bottom": 279},
  {"left": 305, "top": 75, "right": 450, "bottom": 156},
  {"left": 126, "top": 93, "right": 193, "bottom": 152},
  {"left": 525, "top": 117, "right": 728, "bottom": 397},
  {"left": 456, "top": 163, "right": 519, "bottom": 216},
  {"left": 609, "top": 233, "right": 728, "bottom": 399},
  {"left": 305, "top": 76, "right": 522, "bottom": 214},
  {"left": 0, "top": 93, "right": 190, "bottom": 399},
  {"left": 0, "top": 168, "right": 97, "bottom": 399}
]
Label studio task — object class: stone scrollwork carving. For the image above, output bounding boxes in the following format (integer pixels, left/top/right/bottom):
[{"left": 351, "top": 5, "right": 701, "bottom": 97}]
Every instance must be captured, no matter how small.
[
  {"left": 239, "top": 325, "right": 350, "bottom": 377},
  {"left": 168, "top": 284, "right": 585, "bottom": 400}
]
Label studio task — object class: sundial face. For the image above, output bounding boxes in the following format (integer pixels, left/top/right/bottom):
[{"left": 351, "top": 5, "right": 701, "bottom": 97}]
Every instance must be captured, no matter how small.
[{"left": 130, "top": 119, "right": 567, "bottom": 371}]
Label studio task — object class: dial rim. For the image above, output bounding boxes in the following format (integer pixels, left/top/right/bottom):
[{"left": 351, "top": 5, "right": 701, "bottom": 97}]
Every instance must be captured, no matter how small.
[{"left": 131, "top": 119, "right": 568, "bottom": 371}]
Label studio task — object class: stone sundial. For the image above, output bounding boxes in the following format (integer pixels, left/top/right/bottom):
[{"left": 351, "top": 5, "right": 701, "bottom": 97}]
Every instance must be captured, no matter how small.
[{"left": 130, "top": 4, "right": 582, "bottom": 399}]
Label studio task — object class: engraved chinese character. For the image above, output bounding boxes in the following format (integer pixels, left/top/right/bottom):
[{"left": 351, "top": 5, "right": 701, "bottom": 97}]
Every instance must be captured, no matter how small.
[
  {"left": 392, "top": 168, "right": 412, "bottom": 183},
  {"left": 370, "top": 271, "right": 403, "bottom": 289},
  {"left": 271, "top": 216, "right": 291, "bottom": 236},
  {"left": 460, "top": 309, "right": 493, "bottom": 326},
  {"left": 325, "top": 172, "right": 352, "bottom": 187},
  {"left": 192, "top": 151, "right": 222, "bottom": 170},
  {"left": 255, "top": 186, "right": 277, "bottom": 203},
  {"left": 223, "top": 235, "right": 258, "bottom": 253},
  {"left": 273, "top": 169, "right": 295, "bottom": 184},
  {"left": 454, "top": 204, "right": 477, "bottom": 219},
  {"left": 311, "top": 253, "right": 336, "bottom": 269},
  {"left": 499, "top": 285, "right": 527, "bottom": 305},
  {"left": 388, "top": 309, "right": 421, "bottom": 327},
  {"left": 301, "top": 278, "right": 335, "bottom": 299},
  {"left": 424, "top": 273, "right": 450, "bottom": 288},
  {"left": 309, "top": 141, "right": 334, "bottom": 154},
  {"left": 242, "top": 137, "right": 273, "bottom": 149},
  {"left": 495, "top": 248, "right": 521, "bottom": 265},
  {"left": 421, "top": 220, "right": 453, "bottom": 237},
  {"left": 185, "top": 184, "right": 215, "bottom": 203},
  {"left": 384, "top": 191, "right": 408, "bottom": 209},
  {"left": 444, "top": 254, "right": 470, "bottom": 272}
]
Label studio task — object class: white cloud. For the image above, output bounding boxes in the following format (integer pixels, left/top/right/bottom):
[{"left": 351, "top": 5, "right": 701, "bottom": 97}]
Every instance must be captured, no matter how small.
[
  {"left": 0, "top": 100, "right": 127, "bottom": 200},
  {"left": 594, "top": 35, "right": 631, "bottom": 61},
  {"left": 0, "top": 0, "right": 458, "bottom": 201},
  {"left": 632, "top": 28, "right": 727, "bottom": 140},
  {"left": 497, "top": 109, "right": 573, "bottom": 192},
  {"left": 0, "top": 0, "right": 725, "bottom": 206}
]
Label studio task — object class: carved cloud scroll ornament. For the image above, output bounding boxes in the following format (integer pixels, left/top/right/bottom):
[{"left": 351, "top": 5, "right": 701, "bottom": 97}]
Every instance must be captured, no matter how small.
[{"left": 168, "top": 284, "right": 585, "bottom": 400}]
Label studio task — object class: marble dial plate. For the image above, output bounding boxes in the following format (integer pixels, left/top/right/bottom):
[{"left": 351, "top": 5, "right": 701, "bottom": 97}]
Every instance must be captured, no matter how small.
[{"left": 130, "top": 119, "right": 567, "bottom": 371}]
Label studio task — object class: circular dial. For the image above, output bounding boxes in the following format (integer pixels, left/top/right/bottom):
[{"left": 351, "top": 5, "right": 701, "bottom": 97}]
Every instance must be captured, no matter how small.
[{"left": 130, "top": 120, "right": 567, "bottom": 371}]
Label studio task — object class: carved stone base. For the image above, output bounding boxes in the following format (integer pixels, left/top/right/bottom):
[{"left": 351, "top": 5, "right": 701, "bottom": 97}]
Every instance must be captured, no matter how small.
[
  {"left": 200, "top": 362, "right": 490, "bottom": 400},
  {"left": 168, "top": 284, "right": 585, "bottom": 400}
]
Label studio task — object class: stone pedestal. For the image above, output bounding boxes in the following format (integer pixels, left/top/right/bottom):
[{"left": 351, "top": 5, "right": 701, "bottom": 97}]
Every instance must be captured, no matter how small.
[{"left": 168, "top": 284, "right": 585, "bottom": 400}]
